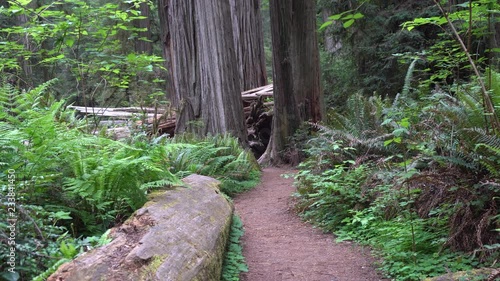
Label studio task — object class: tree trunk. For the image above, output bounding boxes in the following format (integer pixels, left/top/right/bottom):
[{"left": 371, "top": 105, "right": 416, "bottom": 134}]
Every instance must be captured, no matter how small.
[
  {"left": 15, "top": 0, "right": 39, "bottom": 87},
  {"left": 158, "top": 0, "right": 246, "bottom": 141},
  {"left": 291, "top": 0, "right": 322, "bottom": 124},
  {"left": 229, "top": 0, "right": 268, "bottom": 91},
  {"left": 133, "top": 1, "right": 152, "bottom": 54},
  {"left": 321, "top": 8, "right": 342, "bottom": 54},
  {"left": 259, "top": 0, "right": 323, "bottom": 165}
]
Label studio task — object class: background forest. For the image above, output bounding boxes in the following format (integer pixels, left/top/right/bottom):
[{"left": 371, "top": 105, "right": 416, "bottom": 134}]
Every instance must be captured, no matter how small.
[{"left": 0, "top": 0, "right": 499, "bottom": 280}]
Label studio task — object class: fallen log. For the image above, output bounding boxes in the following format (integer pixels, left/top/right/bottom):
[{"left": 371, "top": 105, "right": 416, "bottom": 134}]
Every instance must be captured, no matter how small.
[
  {"left": 68, "top": 106, "right": 166, "bottom": 118},
  {"left": 70, "top": 84, "right": 274, "bottom": 142},
  {"left": 48, "top": 175, "right": 233, "bottom": 281}
]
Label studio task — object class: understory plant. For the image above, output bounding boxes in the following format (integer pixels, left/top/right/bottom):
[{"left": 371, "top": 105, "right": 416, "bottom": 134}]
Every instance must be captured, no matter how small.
[
  {"left": 221, "top": 215, "right": 248, "bottom": 281},
  {"left": 0, "top": 79, "right": 260, "bottom": 280},
  {"left": 0, "top": 79, "right": 182, "bottom": 280},
  {"left": 164, "top": 133, "right": 261, "bottom": 196},
  {"left": 295, "top": 70, "right": 500, "bottom": 280}
]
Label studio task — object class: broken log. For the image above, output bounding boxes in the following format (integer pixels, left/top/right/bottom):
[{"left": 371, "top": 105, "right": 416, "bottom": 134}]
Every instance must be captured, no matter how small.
[{"left": 69, "top": 84, "right": 274, "bottom": 145}]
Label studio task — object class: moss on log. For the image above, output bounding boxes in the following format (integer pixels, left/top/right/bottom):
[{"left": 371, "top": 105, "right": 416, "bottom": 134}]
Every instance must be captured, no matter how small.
[{"left": 48, "top": 174, "right": 233, "bottom": 281}]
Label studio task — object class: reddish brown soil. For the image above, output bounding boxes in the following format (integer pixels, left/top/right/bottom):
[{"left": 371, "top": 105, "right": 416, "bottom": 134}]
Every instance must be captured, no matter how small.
[{"left": 233, "top": 167, "right": 388, "bottom": 281}]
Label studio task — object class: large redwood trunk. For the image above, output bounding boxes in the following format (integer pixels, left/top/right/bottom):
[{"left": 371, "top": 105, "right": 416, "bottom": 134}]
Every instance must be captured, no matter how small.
[
  {"left": 259, "top": 0, "right": 323, "bottom": 164},
  {"left": 158, "top": 0, "right": 246, "bottom": 141},
  {"left": 290, "top": 0, "right": 322, "bottom": 124},
  {"left": 229, "top": 0, "right": 268, "bottom": 91}
]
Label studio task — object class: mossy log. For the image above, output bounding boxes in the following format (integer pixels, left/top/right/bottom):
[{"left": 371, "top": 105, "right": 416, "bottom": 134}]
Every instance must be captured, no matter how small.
[{"left": 48, "top": 174, "right": 233, "bottom": 281}]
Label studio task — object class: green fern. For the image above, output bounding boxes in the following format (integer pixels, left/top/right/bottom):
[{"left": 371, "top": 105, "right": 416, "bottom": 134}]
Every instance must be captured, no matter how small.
[
  {"left": 0, "top": 78, "right": 260, "bottom": 279},
  {"left": 321, "top": 93, "right": 397, "bottom": 162},
  {"left": 32, "top": 258, "right": 72, "bottom": 281},
  {"left": 0, "top": 78, "right": 58, "bottom": 123},
  {"left": 401, "top": 57, "right": 419, "bottom": 98},
  {"left": 221, "top": 215, "right": 248, "bottom": 281},
  {"left": 140, "top": 178, "right": 183, "bottom": 190},
  {"left": 454, "top": 86, "right": 490, "bottom": 128},
  {"left": 453, "top": 128, "right": 500, "bottom": 175},
  {"left": 486, "top": 68, "right": 500, "bottom": 111},
  {"left": 475, "top": 143, "right": 500, "bottom": 177},
  {"left": 164, "top": 134, "right": 260, "bottom": 195}
]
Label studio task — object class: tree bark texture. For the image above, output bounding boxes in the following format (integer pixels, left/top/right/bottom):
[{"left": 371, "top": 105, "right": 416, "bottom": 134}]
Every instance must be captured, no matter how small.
[
  {"left": 260, "top": 0, "right": 323, "bottom": 164},
  {"left": 133, "top": 1, "right": 152, "bottom": 55},
  {"left": 229, "top": 0, "right": 268, "bottom": 91},
  {"left": 159, "top": 0, "right": 246, "bottom": 141},
  {"left": 15, "top": 0, "right": 38, "bottom": 86}
]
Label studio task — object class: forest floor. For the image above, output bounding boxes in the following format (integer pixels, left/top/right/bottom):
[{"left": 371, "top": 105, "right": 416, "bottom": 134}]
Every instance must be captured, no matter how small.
[{"left": 233, "top": 167, "right": 389, "bottom": 281}]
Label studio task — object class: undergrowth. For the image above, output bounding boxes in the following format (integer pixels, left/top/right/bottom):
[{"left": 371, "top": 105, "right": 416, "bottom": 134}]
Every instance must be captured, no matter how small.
[
  {"left": 0, "top": 79, "right": 180, "bottom": 280},
  {"left": 164, "top": 133, "right": 261, "bottom": 196},
  {"left": 221, "top": 215, "right": 248, "bottom": 281},
  {"left": 0, "top": 79, "right": 259, "bottom": 280},
  {"left": 295, "top": 76, "right": 500, "bottom": 280}
]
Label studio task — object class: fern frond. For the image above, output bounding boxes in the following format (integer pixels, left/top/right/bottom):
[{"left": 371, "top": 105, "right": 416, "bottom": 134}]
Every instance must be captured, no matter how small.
[
  {"left": 475, "top": 142, "right": 500, "bottom": 176},
  {"left": 434, "top": 154, "right": 479, "bottom": 171},
  {"left": 444, "top": 127, "right": 500, "bottom": 175},
  {"left": 469, "top": 128, "right": 500, "bottom": 148},
  {"left": 486, "top": 68, "right": 500, "bottom": 109},
  {"left": 200, "top": 155, "right": 235, "bottom": 175},
  {"left": 401, "top": 57, "right": 419, "bottom": 98},
  {"left": 455, "top": 88, "right": 488, "bottom": 127},
  {"left": 140, "top": 178, "right": 181, "bottom": 191}
]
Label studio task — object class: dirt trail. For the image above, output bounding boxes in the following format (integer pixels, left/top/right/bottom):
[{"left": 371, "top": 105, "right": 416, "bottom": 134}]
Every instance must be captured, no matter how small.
[{"left": 233, "top": 167, "right": 388, "bottom": 281}]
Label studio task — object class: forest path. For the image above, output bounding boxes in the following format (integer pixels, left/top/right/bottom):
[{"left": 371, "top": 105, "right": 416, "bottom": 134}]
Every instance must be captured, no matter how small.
[{"left": 233, "top": 167, "right": 388, "bottom": 281}]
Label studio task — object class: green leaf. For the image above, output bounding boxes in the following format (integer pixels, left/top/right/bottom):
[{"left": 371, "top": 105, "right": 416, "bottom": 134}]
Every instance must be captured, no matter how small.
[
  {"left": 398, "top": 159, "right": 412, "bottom": 168},
  {"left": 401, "top": 169, "right": 418, "bottom": 179},
  {"left": 328, "top": 14, "right": 343, "bottom": 20},
  {"left": 398, "top": 118, "right": 410, "bottom": 128},
  {"left": 343, "top": 19, "right": 355, "bottom": 28},
  {"left": 319, "top": 21, "right": 333, "bottom": 31},
  {"left": 456, "top": 2, "right": 470, "bottom": 8},
  {"left": 352, "top": 12, "right": 364, "bottom": 19},
  {"left": 40, "top": 54, "right": 65, "bottom": 64},
  {"left": 16, "top": 0, "right": 32, "bottom": 5},
  {"left": 65, "top": 38, "right": 74, "bottom": 47},
  {"left": 126, "top": 53, "right": 137, "bottom": 62},
  {"left": 393, "top": 128, "right": 408, "bottom": 137},
  {"left": 0, "top": 271, "right": 20, "bottom": 281},
  {"left": 381, "top": 118, "right": 393, "bottom": 126},
  {"left": 51, "top": 211, "right": 72, "bottom": 220}
]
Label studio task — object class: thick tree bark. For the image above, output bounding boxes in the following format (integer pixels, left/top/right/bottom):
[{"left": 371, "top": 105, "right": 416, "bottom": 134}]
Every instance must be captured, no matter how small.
[
  {"left": 159, "top": 0, "right": 199, "bottom": 125},
  {"left": 229, "top": 0, "right": 268, "bottom": 91},
  {"left": 158, "top": 0, "right": 246, "bottom": 141},
  {"left": 291, "top": 0, "right": 322, "bottom": 124},
  {"left": 259, "top": 0, "right": 323, "bottom": 164},
  {"left": 133, "top": 1, "right": 152, "bottom": 54}
]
